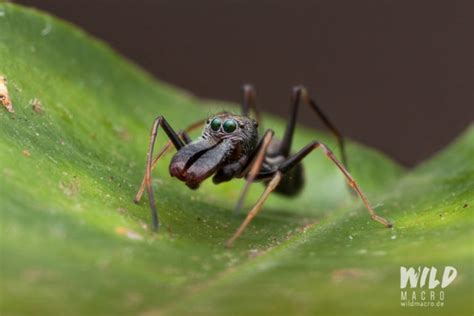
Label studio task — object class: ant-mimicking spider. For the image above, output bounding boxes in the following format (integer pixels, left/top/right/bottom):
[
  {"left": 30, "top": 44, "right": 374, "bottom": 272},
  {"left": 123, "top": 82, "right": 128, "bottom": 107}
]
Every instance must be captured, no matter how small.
[{"left": 134, "top": 85, "right": 392, "bottom": 247}]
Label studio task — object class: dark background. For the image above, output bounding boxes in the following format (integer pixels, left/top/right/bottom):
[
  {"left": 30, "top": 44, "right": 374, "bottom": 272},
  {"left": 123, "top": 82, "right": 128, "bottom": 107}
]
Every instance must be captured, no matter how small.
[{"left": 15, "top": 0, "right": 474, "bottom": 166}]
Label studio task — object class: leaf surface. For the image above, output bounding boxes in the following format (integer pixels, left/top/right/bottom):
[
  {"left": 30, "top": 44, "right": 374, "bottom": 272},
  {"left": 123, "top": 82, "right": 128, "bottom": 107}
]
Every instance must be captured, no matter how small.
[{"left": 0, "top": 4, "right": 472, "bottom": 316}]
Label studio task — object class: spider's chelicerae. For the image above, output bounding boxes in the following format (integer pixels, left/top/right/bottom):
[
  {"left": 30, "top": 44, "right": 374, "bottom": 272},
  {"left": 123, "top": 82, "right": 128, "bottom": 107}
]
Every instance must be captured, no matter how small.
[{"left": 134, "top": 85, "right": 392, "bottom": 247}]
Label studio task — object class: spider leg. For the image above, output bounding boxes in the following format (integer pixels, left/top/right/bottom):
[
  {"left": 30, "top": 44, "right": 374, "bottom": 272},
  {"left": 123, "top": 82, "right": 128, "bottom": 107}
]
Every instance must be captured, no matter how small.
[
  {"left": 134, "top": 118, "right": 205, "bottom": 203},
  {"left": 226, "top": 171, "right": 283, "bottom": 248},
  {"left": 241, "top": 84, "right": 261, "bottom": 124},
  {"left": 279, "top": 85, "right": 348, "bottom": 169},
  {"left": 234, "top": 129, "right": 274, "bottom": 214},
  {"left": 180, "top": 130, "right": 193, "bottom": 144},
  {"left": 136, "top": 115, "right": 196, "bottom": 231},
  {"left": 280, "top": 141, "right": 392, "bottom": 228},
  {"left": 226, "top": 140, "right": 392, "bottom": 246},
  {"left": 144, "top": 116, "right": 184, "bottom": 230},
  {"left": 134, "top": 141, "right": 174, "bottom": 204}
]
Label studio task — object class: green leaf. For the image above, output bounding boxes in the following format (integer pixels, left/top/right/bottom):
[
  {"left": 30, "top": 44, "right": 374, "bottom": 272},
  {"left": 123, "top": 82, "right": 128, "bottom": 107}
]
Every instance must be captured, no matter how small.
[{"left": 1, "top": 4, "right": 472, "bottom": 315}]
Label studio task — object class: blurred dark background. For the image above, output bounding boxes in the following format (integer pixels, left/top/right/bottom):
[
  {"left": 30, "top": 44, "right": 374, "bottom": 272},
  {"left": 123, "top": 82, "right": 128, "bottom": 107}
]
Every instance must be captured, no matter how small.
[{"left": 15, "top": 0, "right": 474, "bottom": 166}]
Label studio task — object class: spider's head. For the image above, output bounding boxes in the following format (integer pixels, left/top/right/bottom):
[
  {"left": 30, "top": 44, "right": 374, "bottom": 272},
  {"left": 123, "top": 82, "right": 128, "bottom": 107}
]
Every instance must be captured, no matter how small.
[
  {"left": 202, "top": 112, "right": 258, "bottom": 149},
  {"left": 169, "top": 112, "right": 258, "bottom": 189}
]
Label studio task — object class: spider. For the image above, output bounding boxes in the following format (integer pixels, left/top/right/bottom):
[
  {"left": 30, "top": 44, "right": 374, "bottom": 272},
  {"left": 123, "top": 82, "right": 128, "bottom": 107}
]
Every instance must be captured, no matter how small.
[{"left": 134, "top": 85, "right": 392, "bottom": 247}]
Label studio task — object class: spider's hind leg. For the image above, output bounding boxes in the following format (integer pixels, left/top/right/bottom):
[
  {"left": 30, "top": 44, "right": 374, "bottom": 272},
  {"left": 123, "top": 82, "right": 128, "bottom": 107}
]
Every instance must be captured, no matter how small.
[
  {"left": 278, "top": 85, "right": 356, "bottom": 197},
  {"left": 280, "top": 141, "right": 392, "bottom": 228},
  {"left": 279, "top": 85, "right": 348, "bottom": 167},
  {"left": 226, "top": 140, "right": 392, "bottom": 247}
]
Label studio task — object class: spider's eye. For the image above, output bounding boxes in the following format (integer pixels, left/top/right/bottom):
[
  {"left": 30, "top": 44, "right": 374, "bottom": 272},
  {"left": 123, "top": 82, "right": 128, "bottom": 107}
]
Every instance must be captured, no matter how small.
[
  {"left": 210, "top": 117, "right": 222, "bottom": 131},
  {"left": 223, "top": 119, "right": 237, "bottom": 133}
]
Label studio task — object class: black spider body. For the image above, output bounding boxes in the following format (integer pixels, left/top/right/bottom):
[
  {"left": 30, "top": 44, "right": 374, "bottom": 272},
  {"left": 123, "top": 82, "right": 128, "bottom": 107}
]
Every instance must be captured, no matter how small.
[{"left": 135, "top": 85, "right": 392, "bottom": 247}]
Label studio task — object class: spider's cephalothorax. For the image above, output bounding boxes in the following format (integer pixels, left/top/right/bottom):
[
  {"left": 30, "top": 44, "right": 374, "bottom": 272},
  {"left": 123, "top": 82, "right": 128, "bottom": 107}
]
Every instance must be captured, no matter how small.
[
  {"left": 135, "top": 85, "right": 393, "bottom": 247},
  {"left": 169, "top": 113, "right": 258, "bottom": 189}
]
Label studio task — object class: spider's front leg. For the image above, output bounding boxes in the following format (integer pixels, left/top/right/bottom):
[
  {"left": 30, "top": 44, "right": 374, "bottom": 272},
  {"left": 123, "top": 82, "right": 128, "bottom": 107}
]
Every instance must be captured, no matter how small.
[
  {"left": 134, "top": 119, "right": 204, "bottom": 203},
  {"left": 137, "top": 116, "right": 185, "bottom": 231}
]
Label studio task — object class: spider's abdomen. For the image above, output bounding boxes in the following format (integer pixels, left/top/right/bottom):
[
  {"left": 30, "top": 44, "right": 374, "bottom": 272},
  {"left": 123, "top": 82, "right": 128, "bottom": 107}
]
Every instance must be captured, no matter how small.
[
  {"left": 260, "top": 137, "right": 305, "bottom": 196},
  {"left": 272, "top": 162, "right": 305, "bottom": 196}
]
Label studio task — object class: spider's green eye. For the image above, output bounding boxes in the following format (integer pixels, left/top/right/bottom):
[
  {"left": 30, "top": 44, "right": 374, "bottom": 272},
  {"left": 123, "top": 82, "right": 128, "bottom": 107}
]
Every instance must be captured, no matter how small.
[
  {"left": 223, "top": 119, "right": 237, "bottom": 133},
  {"left": 210, "top": 118, "right": 221, "bottom": 131}
]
